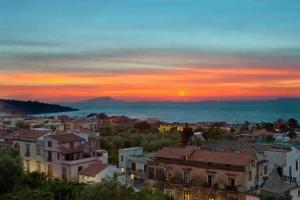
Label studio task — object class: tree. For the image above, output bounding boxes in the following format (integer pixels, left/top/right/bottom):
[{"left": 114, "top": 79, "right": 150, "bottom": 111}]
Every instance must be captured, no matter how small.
[
  {"left": 288, "top": 127, "right": 296, "bottom": 139},
  {"left": 288, "top": 118, "right": 299, "bottom": 128},
  {"left": 15, "top": 121, "right": 30, "bottom": 129},
  {"left": 0, "top": 145, "right": 23, "bottom": 194},
  {"left": 202, "top": 127, "right": 226, "bottom": 141},
  {"left": 21, "top": 171, "right": 48, "bottom": 189},
  {"left": 262, "top": 122, "right": 274, "bottom": 132},
  {"left": 87, "top": 113, "right": 98, "bottom": 118},
  {"left": 80, "top": 176, "right": 134, "bottom": 200},
  {"left": 181, "top": 126, "right": 194, "bottom": 146},
  {"left": 134, "top": 189, "right": 173, "bottom": 200},
  {"left": 134, "top": 121, "right": 151, "bottom": 131},
  {"left": 98, "top": 113, "right": 108, "bottom": 120}
]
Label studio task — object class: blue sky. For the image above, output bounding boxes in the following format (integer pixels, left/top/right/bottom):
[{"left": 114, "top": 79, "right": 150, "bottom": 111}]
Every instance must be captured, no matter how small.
[
  {"left": 1, "top": 0, "right": 300, "bottom": 55},
  {"left": 0, "top": 0, "right": 300, "bottom": 101}
]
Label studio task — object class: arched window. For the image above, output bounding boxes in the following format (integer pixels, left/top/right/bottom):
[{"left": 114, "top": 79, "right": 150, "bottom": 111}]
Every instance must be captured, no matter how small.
[{"left": 14, "top": 143, "right": 20, "bottom": 150}]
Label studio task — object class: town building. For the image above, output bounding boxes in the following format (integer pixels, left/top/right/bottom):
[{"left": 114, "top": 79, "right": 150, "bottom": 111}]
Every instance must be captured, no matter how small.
[
  {"left": 264, "top": 146, "right": 300, "bottom": 185},
  {"left": 79, "top": 162, "right": 117, "bottom": 183},
  {"left": 44, "top": 133, "right": 108, "bottom": 180},
  {"left": 261, "top": 169, "right": 299, "bottom": 200},
  {"left": 146, "top": 146, "right": 259, "bottom": 200},
  {"left": 12, "top": 130, "right": 50, "bottom": 172}
]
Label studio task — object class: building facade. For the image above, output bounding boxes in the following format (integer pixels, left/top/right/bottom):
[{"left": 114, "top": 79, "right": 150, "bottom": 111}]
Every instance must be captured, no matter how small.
[{"left": 146, "top": 147, "right": 259, "bottom": 200}]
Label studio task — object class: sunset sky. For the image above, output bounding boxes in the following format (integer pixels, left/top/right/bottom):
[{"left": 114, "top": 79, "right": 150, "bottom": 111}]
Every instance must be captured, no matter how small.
[{"left": 0, "top": 0, "right": 300, "bottom": 102}]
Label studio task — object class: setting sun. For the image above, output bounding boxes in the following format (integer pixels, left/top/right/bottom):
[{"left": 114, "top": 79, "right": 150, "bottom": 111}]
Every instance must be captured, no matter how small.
[{"left": 178, "top": 91, "right": 186, "bottom": 97}]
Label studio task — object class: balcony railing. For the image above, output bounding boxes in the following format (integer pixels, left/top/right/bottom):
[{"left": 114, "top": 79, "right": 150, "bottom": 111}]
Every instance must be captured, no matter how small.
[{"left": 59, "top": 156, "right": 97, "bottom": 165}]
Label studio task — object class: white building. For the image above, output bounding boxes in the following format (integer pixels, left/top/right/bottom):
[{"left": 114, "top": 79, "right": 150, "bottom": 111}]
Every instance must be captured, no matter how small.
[
  {"left": 264, "top": 146, "right": 300, "bottom": 185},
  {"left": 79, "top": 162, "right": 117, "bottom": 183},
  {"left": 12, "top": 130, "right": 50, "bottom": 172},
  {"left": 44, "top": 133, "right": 108, "bottom": 180},
  {"left": 118, "top": 147, "right": 143, "bottom": 170}
]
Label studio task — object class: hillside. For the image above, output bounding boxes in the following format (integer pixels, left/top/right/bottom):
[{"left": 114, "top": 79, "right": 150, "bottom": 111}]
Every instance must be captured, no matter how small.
[{"left": 0, "top": 99, "right": 78, "bottom": 115}]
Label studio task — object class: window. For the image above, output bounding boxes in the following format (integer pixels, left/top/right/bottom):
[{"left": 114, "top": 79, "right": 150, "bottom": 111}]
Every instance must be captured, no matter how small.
[
  {"left": 208, "top": 174, "right": 214, "bottom": 187},
  {"left": 148, "top": 167, "right": 154, "bottom": 179},
  {"left": 57, "top": 153, "right": 60, "bottom": 160},
  {"left": 183, "top": 192, "right": 190, "bottom": 200},
  {"left": 166, "top": 169, "right": 172, "bottom": 180},
  {"left": 264, "top": 165, "right": 268, "bottom": 175},
  {"left": 47, "top": 151, "right": 52, "bottom": 162},
  {"left": 78, "top": 166, "right": 83, "bottom": 175},
  {"left": 289, "top": 166, "right": 292, "bottom": 177},
  {"left": 227, "top": 177, "right": 235, "bottom": 187},
  {"left": 36, "top": 145, "right": 41, "bottom": 156},
  {"left": 25, "top": 160, "right": 30, "bottom": 172},
  {"left": 184, "top": 171, "right": 191, "bottom": 184},
  {"left": 62, "top": 167, "right": 67, "bottom": 179},
  {"left": 48, "top": 141, "right": 52, "bottom": 147},
  {"left": 36, "top": 161, "right": 41, "bottom": 172},
  {"left": 165, "top": 189, "right": 172, "bottom": 197},
  {"left": 121, "top": 155, "right": 124, "bottom": 162},
  {"left": 25, "top": 144, "right": 30, "bottom": 157},
  {"left": 97, "top": 152, "right": 103, "bottom": 157},
  {"left": 249, "top": 171, "right": 252, "bottom": 181},
  {"left": 131, "top": 162, "right": 136, "bottom": 171},
  {"left": 156, "top": 168, "right": 165, "bottom": 181},
  {"left": 48, "top": 165, "right": 53, "bottom": 177},
  {"left": 14, "top": 143, "right": 20, "bottom": 150},
  {"left": 296, "top": 160, "right": 299, "bottom": 171}
]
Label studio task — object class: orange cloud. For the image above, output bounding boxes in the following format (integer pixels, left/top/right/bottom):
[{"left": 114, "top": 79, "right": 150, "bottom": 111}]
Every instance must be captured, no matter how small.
[{"left": 1, "top": 67, "right": 299, "bottom": 102}]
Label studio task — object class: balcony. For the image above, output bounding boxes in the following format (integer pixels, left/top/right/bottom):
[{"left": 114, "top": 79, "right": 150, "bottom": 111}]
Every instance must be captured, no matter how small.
[
  {"left": 225, "top": 185, "right": 238, "bottom": 191},
  {"left": 59, "top": 156, "right": 97, "bottom": 165}
]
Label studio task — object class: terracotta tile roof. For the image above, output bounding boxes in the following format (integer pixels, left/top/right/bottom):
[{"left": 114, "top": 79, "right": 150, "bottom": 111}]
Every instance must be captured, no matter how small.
[
  {"left": 79, "top": 162, "right": 108, "bottom": 177},
  {"left": 48, "top": 133, "right": 84, "bottom": 143},
  {"left": 189, "top": 149, "right": 254, "bottom": 166},
  {"left": 14, "top": 130, "right": 48, "bottom": 140},
  {"left": 156, "top": 147, "right": 254, "bottom": 166},
  {"left": 156, "top": 147, "right": 195, "bottom": 160}
]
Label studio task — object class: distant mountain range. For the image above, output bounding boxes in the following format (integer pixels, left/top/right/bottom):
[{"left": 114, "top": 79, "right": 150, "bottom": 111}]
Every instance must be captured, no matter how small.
[
  {"left": 77, "top": 97, "right": 125, "bottom": 104},
  {"left": 74, "top": 96, "right": 300, "bottom": 104},
  {"left": 0, "top": 99, "right": 78, "bottom": 115}
]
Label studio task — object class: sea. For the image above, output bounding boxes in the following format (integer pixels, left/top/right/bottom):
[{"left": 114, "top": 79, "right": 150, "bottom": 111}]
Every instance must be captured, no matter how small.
[{"left": 43, "top": 99, "right": 300, "bottom": 124}]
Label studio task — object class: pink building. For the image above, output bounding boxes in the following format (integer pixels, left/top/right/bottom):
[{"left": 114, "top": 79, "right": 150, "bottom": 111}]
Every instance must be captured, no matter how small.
[{"left": 44, "top": 133, "right": 107, "bottom": 180}]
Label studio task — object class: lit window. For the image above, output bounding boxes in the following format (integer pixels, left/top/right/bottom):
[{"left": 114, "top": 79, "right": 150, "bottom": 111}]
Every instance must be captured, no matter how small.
[
  {"left": 36, "top": 161, "right": 41, "bottom": 172},
  {"left": 183, "top": 192, "right": 190, "bottom": 200},
  {"left": 25, "top": 160, "right": 30, "bottom": 172},
  {"left": 166, "top": 169, "right": 172, "bottom": 180},
  {"left": 48, "top": 165, "right": 53, "bottom": 177}
]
